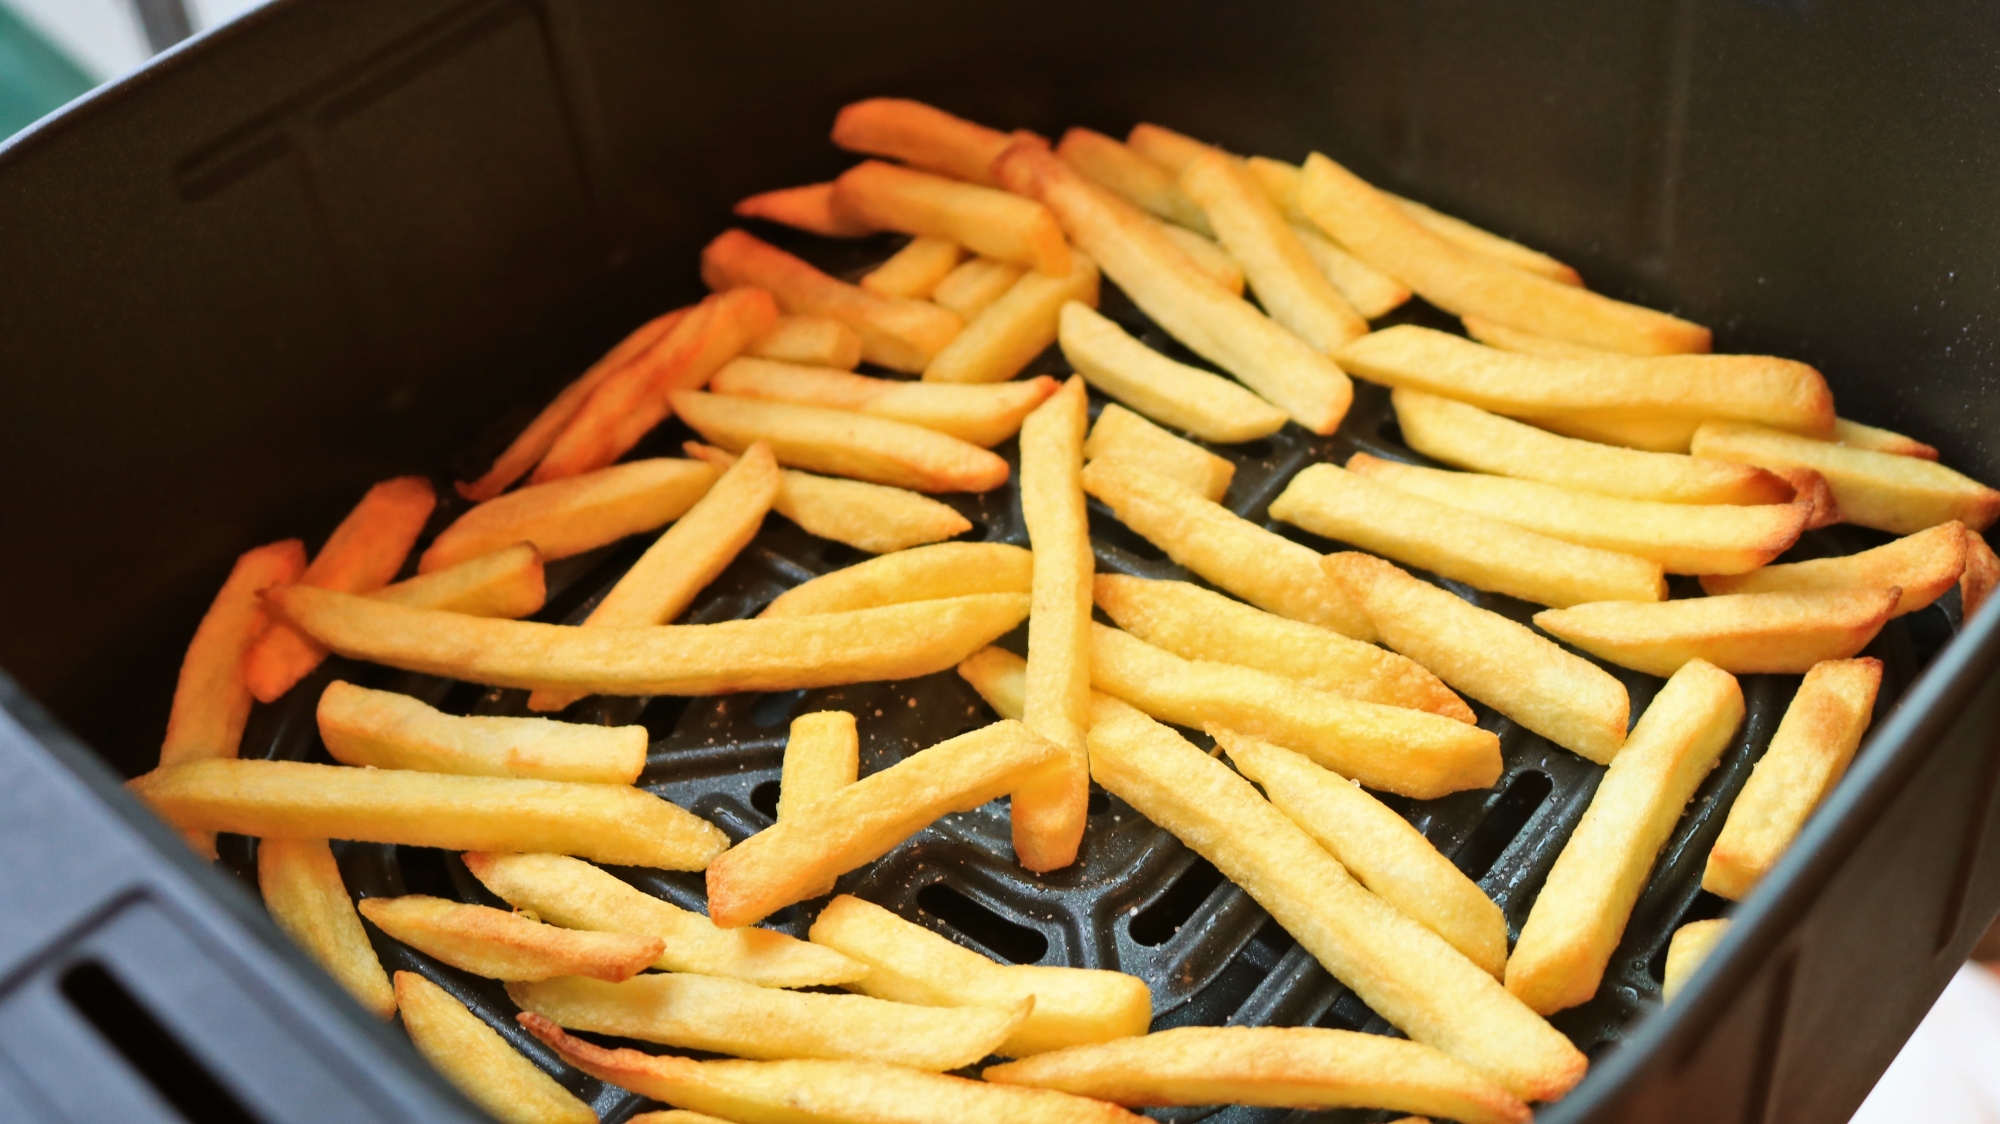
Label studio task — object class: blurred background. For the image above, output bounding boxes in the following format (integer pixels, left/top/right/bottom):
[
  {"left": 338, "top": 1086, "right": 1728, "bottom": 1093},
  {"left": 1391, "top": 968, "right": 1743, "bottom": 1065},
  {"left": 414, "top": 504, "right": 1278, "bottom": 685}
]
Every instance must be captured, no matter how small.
[{"left": 0, "top": 0, "right": 265, "bottom": 139}]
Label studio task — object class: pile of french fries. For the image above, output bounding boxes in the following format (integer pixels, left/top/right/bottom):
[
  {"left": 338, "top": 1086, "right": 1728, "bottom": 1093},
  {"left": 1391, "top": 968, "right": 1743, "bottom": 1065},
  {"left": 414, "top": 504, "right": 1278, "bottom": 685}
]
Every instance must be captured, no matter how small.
[{"left": 133, "top": 94, "right": 2000, "bottom": 1124}]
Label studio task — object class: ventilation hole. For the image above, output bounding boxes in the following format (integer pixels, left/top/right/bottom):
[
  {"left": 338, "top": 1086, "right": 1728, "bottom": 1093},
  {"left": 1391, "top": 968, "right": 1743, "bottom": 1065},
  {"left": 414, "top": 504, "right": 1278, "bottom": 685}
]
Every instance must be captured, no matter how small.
[
  {"left": 749, "top": 689, "right": 808, "bottom": 729},
  {"left": 1087, "top": 789, "right": 1111, "bottom": 816},
  {"left": 61, "top": 962, "right": 259, "bottom": 1124},
  {"left": 1453, "top": 770, "right": 1554, "bottom": 880},
  {"left": 1130, "top": 857, "right": 1225, "bottom": 946},
  {"left": 749, "top": 780, "right": 781, "bottom": 820},
  {"left": 820, "top": 542, "right": 868, "bottom": 570},
  {"left": 640, "top": 696, "right": 691, "bottom": 741},
  {"left": 916, "top": 883, "right": 1048, "bottom": 964},
  {"left": 1231, "top": 438, "right": 1276, "bottom": 461},
  {"left": 1648, "top": 891, "right": 1730, "bottom": 983}
]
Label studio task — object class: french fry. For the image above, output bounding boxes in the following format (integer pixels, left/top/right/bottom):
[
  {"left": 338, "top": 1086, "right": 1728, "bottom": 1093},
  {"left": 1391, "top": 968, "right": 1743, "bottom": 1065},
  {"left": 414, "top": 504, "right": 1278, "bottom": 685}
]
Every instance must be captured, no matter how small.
[
  {"left": 628, "top": 1114, "right": 731, "bottom": 1124},
  {"left": 1125, "top": 123, "right": 1212, "bottom": 174},
  {"left": 1393, "top": 388, "right": 1792, "bottom": 506},
  {"left": 808, "top": 894, "right": 1151, "bottom": 1056},
  {"left": 923, "top": 250, "right": 1100, "bottom": 384},
  {"left": 376, "top": 543, "right": 545, "bottom": 618},
  {"left": 982, "top": 1025, "right": 1530, "bottom": 1123},
  {"left": 994, "top": 141, "right": 1351, "bottom": 433},
  {"left": 672, "top": 390, "right": 1008, "bottom": 493},
  {"left": 831, "top": 97, "right": 1017, "bottom": 187},
  {"left": 1083, "top": 403, "right": 1237, "bottom": 502},
  {"left": 521, "top": 1014, "right": 1147, "bottom": 1124},
  {"left": 1155, "top": 221, "right": 1247, "bottom": 294},
  {"left": 836, "top": 161, "right": 1069, "bottom": 275},
  {"left": 702, "top": 229, "right": 962, "bottom": 373},
  {"left": 1964, "top": 529, "right": 2000, "bottom": 620},
  {"left": 268, "top": 585, "right": 1030, "bottom": 697},
  {"left": 734, "top": 182, "right": 875, "bottom": 237},
  {"left": 1269, "top": 462, "right": 1668, "bottom": 608},
  {"left": 1770, "top": 467, "right": 1844, "bottom": 530},
  {"left": 1691, "top": 420, "right": 2000, "bottom": 534},
  {"left": 258, "top": 838, "right": 395, "bottom": 1019},
  {"left": 1533, "top": 588, "right": 1899, "bottom": 677},
  {"left": 359, "top": 895, "right": 662, "bottom": 982},
  {"left": 931, "top": 257, "right": 1025, "bottom": 319},
  {"left": 685, "top": 442, "right": 971, "bottom": 554},
  {"left": 1057, "top": 127, "right": 1212, "bottom": 235},
  {"left": 1243, "top": 155, "right": 1310, "bottom": 220},
  {"left": 1217, "top": 730, "right": 1507, "bottom": 977},
  {"left": 959, "top": 646, "right": 1031, "bottom": 720},
  {"left": 1081, "top": 457, "right": 1373, "bottom": 639},
  {"left": 747, "top": 314, "right": 866, "bottom": 370},
  {"left": 712, "top": 357, "right": 1058, "bottom": 446},
  {"left": 1506, "top": 660, "right": 1744, "bottom": 1014},
  {"left": 317, "top": 680, "right": 646, "bottom": 784},
  {"left": 1833, "top": 417, "right": 1939, "bottom": 460},
  {"left": 859, "top": 236, "right": 964, "bottom": 299},
  {"left": 1292, "top": 222, "right": 1411, "bottom": 319},
  {"left": 244, "top": 476, "right": 436, "bottom": 703},
  {"left": 423, "top": 458, "right": 718, "bottom": 573},
  {"left": 1300, "top": 154, "right": 1707, "bottom": 355},
  {"left": 1092, "top": 574, "right": 1471, "bottom": 721},
  {"left": 761, "top": 542, "right": 1032, "bottom": 619},
  {"left": 134, "top": 759, "right": 728, "bottom": 869},
  {"left": 1086, "top": 710, "right": 1586, "bottom": 1102},
  {"left": 704, "top": 720, "right": 1062, "bottom": 927},
  {"left": 393, "top": 972, "right": 596, "bottom": 1124},
  {"left": 1700, "top": 522, "right": 1967, "bottom": 614},
  {"left": 528, "top": 444, "right": 779, "bottom": 711},
  {"left": 161, "top": 539, "right": 307, "bottom": 771},
  {"left": 1346, "top": 454, "right": 1809, "bottom": 576},
  {"left": 779, "top": 710, "right": 859, "bottom": 819},
  {"left": 1324, "top": 553, "right": 1630, "bottom": 765},
  {"left": 1061, "top": 304, "right": 1287, "bottom": 445},
  {"left": 463, "top": 851, "right": 865, "bottom": 987},
  {"left": 1662, "top": 920, "right": 1731, "bottom": 1002},
  {"left": 1461, "top": 314, "right": 1612, "bottom": 360},
  {"left": 511, "top": 972, "right": 1026, "bottom": 1071},
  {"left": 1703, "top": 658, "right": 1882, "bottom": 900}
]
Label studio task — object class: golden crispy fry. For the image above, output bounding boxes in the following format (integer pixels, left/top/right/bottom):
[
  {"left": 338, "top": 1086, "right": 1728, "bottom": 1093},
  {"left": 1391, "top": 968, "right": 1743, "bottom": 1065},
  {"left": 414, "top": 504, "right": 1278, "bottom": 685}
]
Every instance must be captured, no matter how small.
[
  {"left": 259, "top": 838, "right": 395, "bottom": 1019},
  {"left": 1662, "top": 920, "right": 1731, "bottom": 1003},
  {"left": 747, "top": 314, "right": 866, "bottom": 370},
  {"left": 1155, "top": 222, "right": 1247, "bottom": 294},
  {"left": 1382, "top": 192, "right": 1580, "bottom": 285},
  {"left": 1834, "top": 417, "right": 1939, "bottom": 460},
  {"left": 1347, "top": 455, "right": 1808, "bottom": 576},
  {"left": 931, "top": 257, "right": 1025, "bottom": 319},
  {"left": 705, "top": 720, "right": 1062, "bottom": 926},
  {"left": 1701, "top": 522, "right": 1966, "bottom": 614},
  {"left": 1125, "top": 123, "right": 1212, "bottom": 173},
  {"left": 1770, "top": 468, "right": 1845, "bottom": 530},
  {"left": 831, "top": 97, "right": 1018, "bottom": 187},
  {"left": 957, "top": 647, "right": 1148, "bottom": 732},
  {"left": 684, "top": 442, "right": 970, "bottom": 554},
  {"left": 1691, "top": 420, "right": 2000, "bottom": 534},
  {"left": 837, "top": 161, "right": 1069, "bottom": 275},
  {"left": 713, "top": 357, "right": 1057, "bottom": 446},
  {"left": 271, "top": 585, "right": 1029, "bottom": 696},
  {"left": 860, "top": 236, "right": 964, "bottom": 299},
  {"left": 522, "top": 1014, "right": 1146, "bottom": 1124},
  {"left": 1291, "top": 223, "right": 1411, "bottom": 319},
  {"left": 377, "top": 543, "right": 545, "bottom": 618},
  {"left": 1703, "top": 658, "right": 1882, "bottom": 900},
  {"left": 135, "top": 758, "right": 726, "bottom": 868},
  {"left": 162, "top": 540, "right": 307, "bottom": 771},
  {"left": 393, "top": 972, "right": 595, "bottom": 1124},
  {"left": 1217, "top": 730, "right": 1506, "bottom": 976},
  {"left": 1393, "top": 388, "right": 1791, "bottom": 506},
  {"left": 1083, "top": 403, "right": 1236, "bottom": 502},
  {"left": 245, "top": 476, "right": 436, "bottom": 703},
  {"left": 512, "top": 973, "right": 1025, "bottom": 1071},
  {"left": 923, "top": 250, "right": 1100, "bottom": 384},
  {"left": 462, "top": 851, "right": 864, "bottom": 987},
  {"left": 624, "top": 1111, "right": 732, "bottom": 1124},
  {"left": 995, "top": 141, "right": 1351, "bottom": 433},
  {"left": 1270, "top": 462, "right": 1667, "bottom": 607},
  {"left": 425, "top": 459, "right": 717, "bottom": 573},
  {"left": 1965, "top": 529, "right": 2000, "bottom": 620},
  {"left": 1534, "top": 588, "right": 1898, "bottom": 678},
  {"left": 1082, "top": 457, "right": 1372, "bottom": 638},
  {"left": 1061, "top": 304, "right": 1285, "bottom": 446},
  {"left": 1325, "top": 553, "right": 1629, "bottom": 765},
  {"left": 1058, "top": 127, "right": 1213, "bottom": 235},
  {"left": 734, "top": 182, "right": 876, "bottom": 237},
  {"left": 1507, "top": 661, "right": 1743, "bottom": 1014},
  {"left": 1243, "top": 155, "right": 1309, "bottom": 219},
  {"left": 809, "top": 894, "right": 1151, "bottom": 1057},
  {"left": 982, "top": 1025, "right": 1529, "bottom": 1123},
  {"left": 1091, "top": 625, "right": 1500, "bottom": 799},
  {"left": 1087, "top": 710, "right": 1584, "bottom": 1101},
  {"left": 1301, "top": 154, "right": 1705, "bottom": 354},
  {"left": 761, "top": 542, "right": 1031, "bottom": 619},
  {"left": 776, "top": 711, "right": 860, "bottom": 822},
  {"left": 702, "top": 230, "right": 962, "bottom": 373},
  {"left": 317, "top": 681, "right": 645, "bottom": 784},
  {"left": 359, "top": 895, "right": 662, "bottom": 982},
  {"left": 672, "top": 390, "right": 1008, "bottom": 493},
  {"left": 1460, "top": 314, "right": 1609, "bottom": 359}
]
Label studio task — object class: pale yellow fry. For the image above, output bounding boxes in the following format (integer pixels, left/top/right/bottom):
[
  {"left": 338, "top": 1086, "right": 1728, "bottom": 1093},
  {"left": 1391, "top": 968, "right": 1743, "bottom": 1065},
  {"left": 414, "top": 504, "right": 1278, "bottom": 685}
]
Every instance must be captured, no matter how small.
[
  {"left": 422, "top": 458, "right": 718, "bottom": 573},
  {"left": 684, "top": 441, "right": 971, "bottom": 555},
  {"left": 1347, "top": 454, "right": 1808, "bottom": 576},
  {"left": 318, "top": 680, "right": 645, "bottom": 784},
  {"left": 923, "top": 250, "right": 1100, "bottom": 384},
  {"left": 1291, "top": 222, "right": 1411, "bottom": 319},
  {"left": 747, "top": 313, "right": 865, "bottom": 370},
  {"left": 1965, "top": 529, "right": 2000, "bottom": 620},
  {"left": 705, "top": 720, "right": 1062, "bottom": 927},
  {"left": 956, "top": 647, "right": 1147, "bottom": 732},
  {"left": 860, "top": 236, "right": 964, "bottom": 299},
  {"left": 1325, "top": 553, "right": 1629, "bottom": 765},
  {"left": 1701, "top": 522, "right": 1966, "bottom": 614},
  {"left": 712, "top": 356, "right": 1057, "bottom": 446},
  {"left": 1155, "top": 222, "right": 1247, "bottom": 294},
  {"left": 1086, "top": 710, "right": 1585, "bottom": 1102},
  {"left": 808, "top": 894, "right": 1151, "bottom": 1057},
  {"left": 1061, "top": 302, "right": 1287, "bottom": 446},
  {"left": 359, "top": 895, "right": 661, "bottom": 982},
  {"left": 377, "top": 543, "right": 545, "bottom": 619},
  {"left": 1507, "top": 660, "right": 1743, "bottom": 1014},
  {"left": 1125, "top": 122, "right": 1212, "bottom": 173},
  {"left": 161, "top": 539, "right": 306, "bottom": 772},
  {"left": 463, "top": 851, "right": 864, "bottom": 988},
  {"left": 1084, "top": 403, "right": 1236, "bottom": 503},
  {"left": 393, "top": 972, "right": 595, "bottom": 1124},
  {"left": 1217, "top": 730, "right": 1506, "bottom": 977},
  {"left": 1704, "top": 658, "right": 1882, "bottom": 900},
  {"left": 1090, "top": 624, "right": 1500, "bottom": 799},
  {"left": 763, "top": 542, "right": 1031, "bottom": 619},
  {"left": 1691, "top": 420, "right": 2000, "bottom": 534},
  {"left": 1269, "top": 462, "right": 1667, "bottom": 608},
  {"left": 836, "top": 160, "right": 1070, "bottom": 275},
  {"left": 1081, "top": 458, "right": 1373, "bottom": 639},
  {"left": 512, "top": 972, "right": 1025, "bottom": 1072},
  {"left": 1534, "top": 588, "right": 1899, "bottom": 677},
  {"left": 1662, "top": 920, "right": 1731, "bottom": 1003},
  {"left": 1833, "top": 417, "right": 1938, "bottom": 459},
  {"left": 259, "top": 838, "right": 394, "bottom": 1019},
  {"left": 1382, "top": 192, "right": 1581, "bottom": 285},
  {"left": 627, "top": 1113, "right": 732, "bottom": 1124},
  {"left": 1059, "top": 127, "right": 1213, "bottom": 235},
  {"left": 1461, "top": 315, "right": 1613, "bottom": 359},
  {"left": 779, "top": 710, "right": 860, "bottom": 820},
  {"left": 931, "top": 257, "right": 1025, "bottom": 320},
  {"left": 673, "top": 390, "right": 1009, "bottom": 493}
]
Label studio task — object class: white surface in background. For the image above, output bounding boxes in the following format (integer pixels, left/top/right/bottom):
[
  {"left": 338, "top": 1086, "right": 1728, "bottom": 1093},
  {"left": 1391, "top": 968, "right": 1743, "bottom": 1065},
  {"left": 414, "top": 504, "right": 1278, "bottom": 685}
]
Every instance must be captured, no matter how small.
[
  {"left": 1852, "top": 964, "right": 2000, "bottom": 1123},
  {"left": 3, "top": 0, "right": 270, "bottom": 81},
  {"left": 188, "top": 0, "right": 269, "bottom": 35}
]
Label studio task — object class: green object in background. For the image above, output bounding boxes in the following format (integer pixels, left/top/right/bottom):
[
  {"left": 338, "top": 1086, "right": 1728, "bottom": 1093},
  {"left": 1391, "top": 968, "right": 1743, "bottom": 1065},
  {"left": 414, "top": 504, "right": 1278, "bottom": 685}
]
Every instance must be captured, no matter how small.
[{"left": 0, "top": 3, "right": 96, "bottom": 142}]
